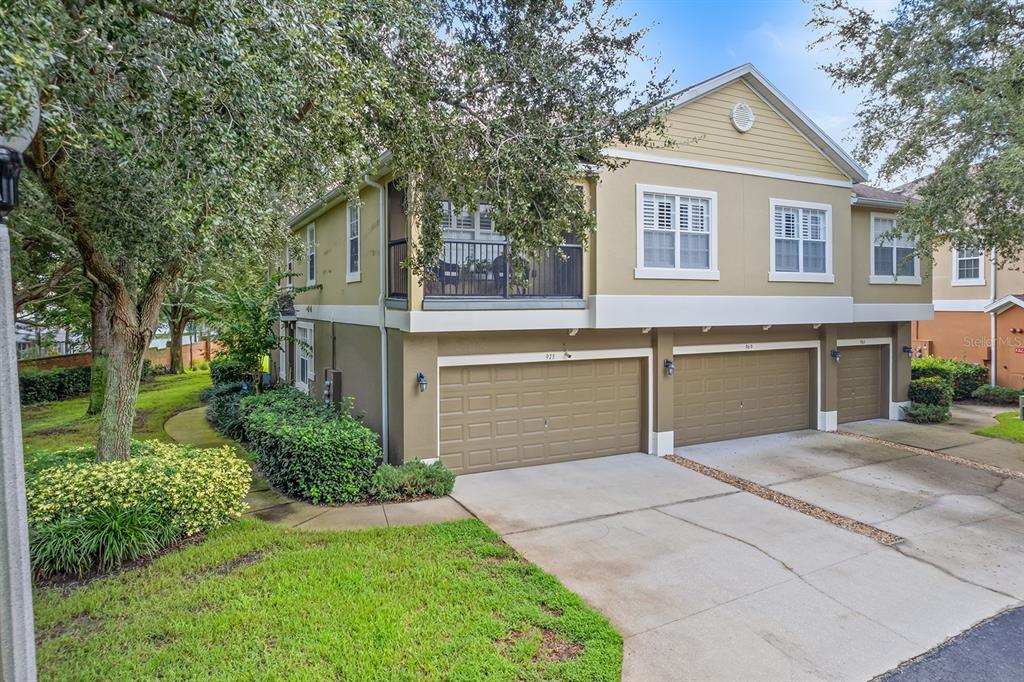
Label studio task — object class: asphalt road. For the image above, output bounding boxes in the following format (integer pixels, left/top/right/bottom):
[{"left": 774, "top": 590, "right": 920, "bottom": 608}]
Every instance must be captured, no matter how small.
[{"left": 879, "top": 606, "right": 1024, "bottom": 682}]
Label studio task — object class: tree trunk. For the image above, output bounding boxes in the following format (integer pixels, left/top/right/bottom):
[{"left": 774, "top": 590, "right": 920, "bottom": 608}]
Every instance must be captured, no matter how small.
[
  {"left": 169, "top": 316, "right": 186, "bottom": 374},
  {"left": 87, "top": 284, "right": 112, "bottom": 416},
  {"left": 95, "top": 313, "right": 150, "bottom": 461}
]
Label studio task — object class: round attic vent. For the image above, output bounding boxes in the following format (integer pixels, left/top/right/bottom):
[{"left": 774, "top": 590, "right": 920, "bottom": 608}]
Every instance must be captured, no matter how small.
[{"left": 730, "top": 102, "right": 755, "bottom": 132}]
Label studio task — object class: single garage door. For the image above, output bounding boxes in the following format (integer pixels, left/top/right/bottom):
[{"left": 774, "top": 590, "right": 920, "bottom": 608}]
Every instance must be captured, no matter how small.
[
  {"left": 439, "top": 358, "right": 642, "bottom": 474},
  {"left": 674, "top": 349, "right": 813, "bottom": 446},
  {"left": 838, "top": 345, "right": 885, "bottom": 423}
]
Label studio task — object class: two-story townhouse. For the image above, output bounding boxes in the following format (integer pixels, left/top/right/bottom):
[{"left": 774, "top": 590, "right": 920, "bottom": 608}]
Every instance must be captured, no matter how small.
[
  {"left": 913, "top": 241, "right": 1024, "bottom": 388},
  {"left": 271, "top": 64, "right": 933, "bottom": 475}
]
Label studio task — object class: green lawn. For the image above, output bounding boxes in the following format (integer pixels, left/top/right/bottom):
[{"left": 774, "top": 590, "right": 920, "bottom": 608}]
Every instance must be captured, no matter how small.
[
  {"left": 35, "top": 519, "right": 621, "bottom": 681},
  {"left": 21, "top": 370, "right": 212, "bottom": 452},
  {"left": 974, "top": 411, "right": 1024, "bottom": 443}
]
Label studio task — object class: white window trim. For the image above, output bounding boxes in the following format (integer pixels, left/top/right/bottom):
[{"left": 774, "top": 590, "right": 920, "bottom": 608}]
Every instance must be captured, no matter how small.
[
  {"left": 305, "top": 223, "right": 316, "bottom": 286},
  {"left": 278, "top": 321, "right": 286, "bottom": 381},
  {"left": 868, "top": 212, "right": 921, "bottom": 285},
  {"left": 441, "top": 202, "right": 500, "bottom": 243},
  {"left": 285, "top": 245, "right": 294, "bottom": 289},
  {"left": 294, "top": 321, "right": 314, "bottom": 394},
  {"left": 634, "top": 183, "right": 720, "bottom": 281},
  {"left": 768, "top": 198, "right": 834, "bottom": 283},
  {"left": 346, "top": 204, "right": 361, "bottom": 283},
  {"left": 952, "top": 247, "right": 985, "bottom": 286}
]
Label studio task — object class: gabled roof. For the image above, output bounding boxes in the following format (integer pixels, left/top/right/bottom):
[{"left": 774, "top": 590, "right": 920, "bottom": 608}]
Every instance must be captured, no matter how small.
[
  {"left": 984, "top": 294, "right": 1024, "bottom": 314},
  {"left": 664, "top": 64, "right": 869, "bottom": 183},
  {"left": 851, "top": 183, "right": 911, "bottom": 209}
]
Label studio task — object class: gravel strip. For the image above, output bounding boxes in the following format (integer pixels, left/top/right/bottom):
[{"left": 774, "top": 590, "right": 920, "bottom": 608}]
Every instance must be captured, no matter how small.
[
  {"left": 836, "top": 431, "right": 1024, "bottom": 481},
  {"left": 665, "top": 454, "right": 905, "bottom": 546}
]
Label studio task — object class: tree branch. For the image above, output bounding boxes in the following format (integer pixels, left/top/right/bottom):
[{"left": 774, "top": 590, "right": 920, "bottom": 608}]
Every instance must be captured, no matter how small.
[{"left": 13, "top": 260, "right": 78, "bottom": 314}]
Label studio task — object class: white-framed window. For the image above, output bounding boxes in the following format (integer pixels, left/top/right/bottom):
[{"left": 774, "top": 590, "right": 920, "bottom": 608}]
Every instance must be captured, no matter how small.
[
  {"left": 634, "top": 184, "right": 719, "bottom": 280},
  {"left": 870, "top": 213, "right": 920, "bottom": 284},
  {"left": 953, "top": 247, "right": 985, "bottom": 286},
  {"left": 769, "top": 199, "right": 833, "bottom": 283},
  {"left": 347, "top": 204, "right": 360, "bottom": 283},
  {"left": 294, "top": 322, "right": 314, "bottom": 394},
  {"left": 440, "top": 201, "right": 499, "bottom": 242},
  {"left": 305, "top": 223, "right": 316, "bottom": 285},
  {"left": 285, "top": 246, "right": 294, "bottom": 288}
]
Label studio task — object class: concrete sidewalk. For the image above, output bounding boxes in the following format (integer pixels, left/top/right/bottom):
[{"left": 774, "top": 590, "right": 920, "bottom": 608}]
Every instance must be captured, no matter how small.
[{"left": 165, "top": 406, "right": 471, "bottom": 530}]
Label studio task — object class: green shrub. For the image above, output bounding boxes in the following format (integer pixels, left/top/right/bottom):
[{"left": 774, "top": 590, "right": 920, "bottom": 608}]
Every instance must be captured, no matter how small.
[
  {"left": 970, "top": 383, "right": 1022, "bottom": 405},
  {"left": 206, "top": 384, "right": 248, "bottom": 440},
  {"left": 911, "top": 356, "right": 988, "bottom": 401},
  {"left": 241, "top": 389, "right": 380, "bottom": 504},
  {"left": 30, "top": 505, "right": 176, "bottom": 577},
  {"left": 369, "top": 460, "right": 455, "bottom": 501},
  {"left": 908, "top": 376, "right": 953, "bottom": 406},
  {"left": 26, "top": 441, "right": 251, "bottom": 536},
  {"left": 902, "top": 403, "right": 951, "bottom": 424},
  {"left": 18, "top": 366, "right": 92, "bottom": 405},
  {"left": 200, "top": 381, "right": 244, "bottom": 403},
  {"left": 210, "top": 356, "right": 252, "bottom": 385}
]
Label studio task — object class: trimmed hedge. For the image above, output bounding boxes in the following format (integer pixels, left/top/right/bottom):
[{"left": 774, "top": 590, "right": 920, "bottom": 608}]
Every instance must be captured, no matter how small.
[
  {"left": 908, "top": 376, "right": 953, "bottom": 407},
  {"left": 369, "top": 460, "right": 455, "bottom": 501},
  {"left": 210, "top": 356, "right": 251, "bottom": 385},
  {"left": 902, "top": 403, "right": 951, "bottom": 424},
  {"left": 971, "top": 384, "right": 1022, "bottom": 405},
  {"left": 240, "top": 389, "right": 380, "bottom": 504},
  {"left": 204, "top": 382, "right": 248, "bottom": 440},
  {"left": 911, "top": 356, "right": 988, "bottom": 401},
  {"left": 19, "top": 366, "right": 92, "bottom": 405}
]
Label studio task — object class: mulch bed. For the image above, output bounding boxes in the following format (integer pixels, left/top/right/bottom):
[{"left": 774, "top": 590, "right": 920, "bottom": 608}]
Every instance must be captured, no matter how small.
[
  {"left": 665, "top": 454, "right": 905, "bottom": 546},
  {"left": 836, "top": 431, "right": 1024, "bottom": 481}
]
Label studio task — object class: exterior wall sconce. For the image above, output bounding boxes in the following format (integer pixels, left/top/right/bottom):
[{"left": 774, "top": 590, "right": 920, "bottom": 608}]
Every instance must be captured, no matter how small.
[
  {"left": 416, "top": 372, "right": 428, "bottom": 392},
  {"left": 664, "top": 358, "right": 675, "bottom": 376},
  {"left": 902, "top": 345, "right": 913, "bottom": 357},
  {"left": 831, "top": 349, "right": 842, "bottom": 363}
]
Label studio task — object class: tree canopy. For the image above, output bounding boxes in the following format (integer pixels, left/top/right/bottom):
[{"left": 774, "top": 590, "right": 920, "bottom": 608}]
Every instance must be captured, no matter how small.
[{"left": 811, "top": 0, "right": 1024, "bottom": 261}]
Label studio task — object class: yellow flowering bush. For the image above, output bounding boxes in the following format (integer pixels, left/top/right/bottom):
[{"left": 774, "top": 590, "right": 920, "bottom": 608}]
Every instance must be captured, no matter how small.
[{"left": 26, "top": 441, "right": 251, "bottom": 536}]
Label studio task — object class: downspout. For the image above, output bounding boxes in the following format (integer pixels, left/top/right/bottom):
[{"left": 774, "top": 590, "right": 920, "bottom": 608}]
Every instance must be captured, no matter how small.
[
  {"left": 365, "top": 175, "right": 389, "bottom": 460},
  {"left": 990, "top": 251, "right": 997, "bottom": 385}
]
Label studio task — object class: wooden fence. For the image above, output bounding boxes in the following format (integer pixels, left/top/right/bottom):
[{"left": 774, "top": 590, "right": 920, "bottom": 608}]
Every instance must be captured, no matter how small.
[{"left": 18, "top": 340, "right": 224, "bottom": 372}]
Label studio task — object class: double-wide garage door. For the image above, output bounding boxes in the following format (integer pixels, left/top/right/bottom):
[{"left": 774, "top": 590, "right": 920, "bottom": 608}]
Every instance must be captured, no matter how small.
[
  {"left": 674, "top": 349, "right": 814, "bottom": 446},
  {"left": 439, "top": 358, "right": 642, "bottom": 474}
]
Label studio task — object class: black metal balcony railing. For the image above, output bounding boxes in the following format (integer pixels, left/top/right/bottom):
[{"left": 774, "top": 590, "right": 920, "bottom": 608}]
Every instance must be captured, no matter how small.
[{"left": 386, "top": 238, "right": 583, "bottom": 300}]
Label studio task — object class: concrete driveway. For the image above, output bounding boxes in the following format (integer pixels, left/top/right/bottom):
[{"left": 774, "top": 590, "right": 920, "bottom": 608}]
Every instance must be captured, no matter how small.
[{"left": 451, "top": 431, "right": 1024, "bottom": 681}]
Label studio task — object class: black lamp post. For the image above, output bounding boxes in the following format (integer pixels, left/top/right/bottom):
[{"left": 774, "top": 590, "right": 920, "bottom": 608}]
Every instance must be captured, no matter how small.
[{"left": 1, "top": 100, "right": 40, "bottom": 682}]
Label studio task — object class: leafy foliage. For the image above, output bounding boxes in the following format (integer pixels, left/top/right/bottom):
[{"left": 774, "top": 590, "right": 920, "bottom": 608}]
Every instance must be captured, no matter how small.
[
  {"left": 18, "top": 366, "right": 92, "bottom": 405},
  {"left": 26, "top": 441, "right": 251, "bottom": 536},
  {"left": 911, "top": 356, "right": 988, "bottom": 401},
  {"left": 908, "top": 376, "right": 953, "bottom": 406},
  {"left": 811, "top": 0, "right": 1024, "bottom": 260},
  {"left": 902, "top": 403, "right": 951, "bottom": 424},
  {"left": 369, "top": 460, "right": 455, "bottom": 501},
  {"left": 970, "top": 383, "right": 1022, "bottom": 405},
  {"left": 209, "top": 357, "right": 252, "bottom": 386},
  {"left": 240, "top": 389, "right": 380, "bottom": 504},
  {"left": 205, "top": 384, "right": 249, "bottom": 441}
]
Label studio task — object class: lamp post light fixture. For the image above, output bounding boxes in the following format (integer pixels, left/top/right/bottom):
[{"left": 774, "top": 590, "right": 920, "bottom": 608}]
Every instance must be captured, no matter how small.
[{"left": 1, "top": 96, "right": 41, "bottom": 682}]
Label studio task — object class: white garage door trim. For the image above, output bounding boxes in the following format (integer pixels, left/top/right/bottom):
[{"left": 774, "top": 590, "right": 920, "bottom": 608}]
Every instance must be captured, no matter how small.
[
  {"left": 434, "top": 348, "right": 655, "bottom": 463},
  {"left": 672, "top": 340, "right": 828, "bottom": 431},
  {"left": 836, "top": 337, "right": 903, "bottom": 419}
]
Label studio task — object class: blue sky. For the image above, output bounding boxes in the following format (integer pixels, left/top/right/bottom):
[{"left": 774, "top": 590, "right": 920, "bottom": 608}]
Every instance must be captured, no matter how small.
[{"left": 617, "top": 0, "right": 897, "bottom": 182}]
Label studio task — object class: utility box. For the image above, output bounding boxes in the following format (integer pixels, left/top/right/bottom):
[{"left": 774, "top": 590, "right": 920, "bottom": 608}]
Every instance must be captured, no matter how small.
[{"left": 323, "top": 368, "right": 343, "bottom": 408}]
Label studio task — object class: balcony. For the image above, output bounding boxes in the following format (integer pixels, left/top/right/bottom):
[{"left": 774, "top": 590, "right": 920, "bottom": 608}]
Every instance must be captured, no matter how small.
[{"left": 387, "top": 238, "right": 584, "bottom": 309}]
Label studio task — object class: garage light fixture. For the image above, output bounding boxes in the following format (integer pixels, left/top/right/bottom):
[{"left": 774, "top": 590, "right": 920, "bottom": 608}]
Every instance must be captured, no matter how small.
[
  {"left": 831, "top": 349, "right": 842, "bottom": 363},
  {"left": 664, "top": 358, "right": 675, "bottom": 376},
  {"left": 416, "top": 372, "right": 428, "bottom": 392},
  {"left": 902, "top": 345, "right": 913, "bottom": 357}
]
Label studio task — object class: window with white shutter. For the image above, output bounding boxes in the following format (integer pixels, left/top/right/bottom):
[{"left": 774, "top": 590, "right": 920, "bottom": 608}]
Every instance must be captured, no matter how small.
[
  {"left": 439, "top": 201, "right": 501, "bottom": 242},
  {"left": 870, "top": 215, "right": 920, "bottom": 284},
  {"left": 769, "top": 199, "right": 833, "bottom": 282},
  {"left": 635, "top": 185, "right": 718, "bottom": 280}
]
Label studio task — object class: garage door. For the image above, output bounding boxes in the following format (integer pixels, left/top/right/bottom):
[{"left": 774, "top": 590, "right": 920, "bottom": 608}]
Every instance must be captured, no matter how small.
[
  {"left": 838, "top": 346, "right": 885, "bottom": 423},
  {"left": 439, "top": 358, "right": 642, "bottom": 474},
  {"left": 674, "top": 349, "right": 813, "bottom": 446}
]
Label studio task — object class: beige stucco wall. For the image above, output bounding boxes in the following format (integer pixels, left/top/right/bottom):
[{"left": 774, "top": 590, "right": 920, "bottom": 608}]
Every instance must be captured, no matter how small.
[
  {"left": 850, "top": 207, "right": 931, "bottom": 304},
  {"left": 594, "top": 160, "right": 855, "bottom": 297},
  {"left": 630, "top": 80, "right": 848, "bottom": 181},
  {"left": 303, "top": 320, "right": 383, "bottom": 435}
]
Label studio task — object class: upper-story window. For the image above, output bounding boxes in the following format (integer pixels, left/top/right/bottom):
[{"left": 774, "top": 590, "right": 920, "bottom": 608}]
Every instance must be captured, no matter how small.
[
  {"left": 769, "top": 199, "right": 833, "bottom": 283},
  {"left": 953, "top": 247, "right": 985, "bottom": 286},
  {"left": 285, "top": 246, "right": 294, "bottom": 288},
  {"left": 305, "top": 223, "right": 316, "bottom": 285},
  {"left": 347, "top": 203, "right": 360, "bottom": 283},
  {"left": 634, "top": 184, "right": 719, "bottom": 280},
  {"left": 440, "top": 201, "right": 498, "bottom": 242},
  {"left": 870, "top": 214, "right": 920, "bottom": 284}
]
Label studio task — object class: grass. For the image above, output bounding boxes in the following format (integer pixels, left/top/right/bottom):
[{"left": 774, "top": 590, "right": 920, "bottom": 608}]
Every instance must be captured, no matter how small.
[
  {"left": 974, "top": 411, "right": 1024, "bottom": 443},
  {"left": 34, "top": 519, "right": 621, "bottom": 681},
  {"left": 21, "top": 370, "right": 212, "bottom": 452}
]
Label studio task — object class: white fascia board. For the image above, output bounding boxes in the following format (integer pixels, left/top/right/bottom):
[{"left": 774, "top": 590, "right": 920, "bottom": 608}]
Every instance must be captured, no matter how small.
[
  {"left": 295, "top": 304, "right": 381, "bottom": 326},
  {"left": 851, "top": 303, "right": 933, "bottom": 322},
  {"left": 591, "top": 295, "right": 853, "bottom": 328},
  {"left": 983, "top": 295, "right": 1024, "bottom": 314},
  {"left": 287, "top": 152, "right": 393, "bottom": 228},
  {"left": 933, "top": 298, "right": 990, "bottom": 313}
]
